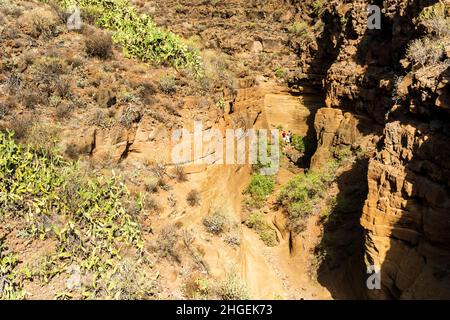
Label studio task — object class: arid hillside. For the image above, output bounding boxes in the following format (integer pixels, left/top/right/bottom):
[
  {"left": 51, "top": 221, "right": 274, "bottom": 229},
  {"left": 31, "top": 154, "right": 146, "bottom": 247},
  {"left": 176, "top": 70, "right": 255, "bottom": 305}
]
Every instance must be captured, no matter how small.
[{"left": 0, "top": 0, "right": 449, "bottom": 300}]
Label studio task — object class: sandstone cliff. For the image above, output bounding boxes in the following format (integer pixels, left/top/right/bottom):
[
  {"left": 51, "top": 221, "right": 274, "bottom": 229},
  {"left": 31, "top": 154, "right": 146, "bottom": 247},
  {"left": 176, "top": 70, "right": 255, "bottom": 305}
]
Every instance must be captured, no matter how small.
[{"left": 292, "top": 0, "right": 450, "bottom": 298}]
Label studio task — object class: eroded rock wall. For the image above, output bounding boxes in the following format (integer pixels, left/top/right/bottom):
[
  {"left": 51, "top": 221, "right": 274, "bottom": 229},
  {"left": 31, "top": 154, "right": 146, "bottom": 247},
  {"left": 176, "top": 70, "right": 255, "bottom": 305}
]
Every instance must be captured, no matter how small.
[
  {"left": 362, "top": 120, "right": 450, "bottom": 299},
  {"left": 295, "top": 0, "right": 450, "bottom": 298}
]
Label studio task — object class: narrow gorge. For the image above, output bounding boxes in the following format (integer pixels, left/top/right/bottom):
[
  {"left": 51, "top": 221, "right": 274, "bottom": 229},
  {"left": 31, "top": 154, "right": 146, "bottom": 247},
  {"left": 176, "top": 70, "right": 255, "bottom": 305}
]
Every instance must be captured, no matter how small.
[{"left": 0, "top": 0, "right": 449, "bottom": 300}]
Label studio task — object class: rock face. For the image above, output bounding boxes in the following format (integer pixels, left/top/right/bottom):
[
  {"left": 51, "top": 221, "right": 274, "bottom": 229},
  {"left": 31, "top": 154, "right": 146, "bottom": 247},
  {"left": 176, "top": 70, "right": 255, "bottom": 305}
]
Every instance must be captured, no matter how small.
[
  {"left": 310, "top": 108, "right": 344, "bottom": 168},
  {"left": 311, "top": 108, "right": 380, "bottom": 169},
  {"left": 362, "top": 121, "right": 450, "bottom": 299},
  {"left": 296, "top": 0, "right": 450, "bottom": 299}
]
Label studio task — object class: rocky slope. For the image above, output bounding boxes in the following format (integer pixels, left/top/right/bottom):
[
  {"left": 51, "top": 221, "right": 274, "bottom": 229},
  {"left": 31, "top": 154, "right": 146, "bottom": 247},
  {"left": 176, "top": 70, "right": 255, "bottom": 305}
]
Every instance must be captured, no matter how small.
[
  {"left": 0, "top": 0, "right": 449, "bottom": 300},
  {"left": 291, "top": 0, "right": 450, "bottom": 299},
  {"left": 0, "top": 0, "right": 329, "bottom": 300}
]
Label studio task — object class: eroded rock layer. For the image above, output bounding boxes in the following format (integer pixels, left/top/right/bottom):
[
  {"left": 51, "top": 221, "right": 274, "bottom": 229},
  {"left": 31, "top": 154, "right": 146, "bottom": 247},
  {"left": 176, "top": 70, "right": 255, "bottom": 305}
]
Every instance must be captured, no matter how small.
[{"left": 294, "top": 0, "right": 450, "bottom": 298}]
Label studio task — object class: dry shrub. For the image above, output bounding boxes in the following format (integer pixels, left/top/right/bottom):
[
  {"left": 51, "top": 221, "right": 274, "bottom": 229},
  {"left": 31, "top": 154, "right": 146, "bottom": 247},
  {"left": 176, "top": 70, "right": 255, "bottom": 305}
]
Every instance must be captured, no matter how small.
[
  {"left": 120, "top": 106, "right": 142, "bottom": 127},
  {"left": 5, "top": 74, "right": 21, "bottom": 94},
  {"left": 20, "top": 85, "right": 44, "bottom": 109},
  {"left": 144, "top": 176, "right": 159, "bottom": 193},
  {"left": 129, "top": 79, "right": 157, "bottom": 97},
  {"left": 109, "top": 259, "right": 158, "bottom": 300},
  {"left": 90, "top": 109, "right": 115, "bottom": 128},
  {"left": 202, "top": 209, "right": 229, "bottom": 235},
  {"left": 159, "top": 74, "right": 177, "bottom": 94},
  {"left": 4, "top": 114, "right": 33, "bottom": 140},
  {"left": 173, "top": 165, "right": 187, "bottom": 182},
  {"left": 216, "top": 273, "right": 249, "bottom": 300},
  {"left": 54, "top": 75, "right": 72, "bottom": 98},
  {"left": 223, "top": 232, "right": 241, "bottom": 247},
  {"left": 34, "top": 56, "right": 68, "bottom": 79},
  {"left": 55, "top": 100, "right": 74, "bottom": 119},
  {"left": 0, "top": 0, "right": 23, "bottom": 17},
  {"left": 0, "top": 102, "right": 10, "bottom": 119},
  {"left": 406, "top": 37, "right": 445, "bottom": 67},
  {"left": 151, "top": 162, "right": 166, "bottom": 179},
  {"left": 64, "top": 143, "right": 79, "bottom": 160},
  {"left": 157, "top": 176, "right": 170, "bottom": 191},
  {"left": 85, "top": 29, "right": 113, "bottom": 59},
  {"left": 20, "top": 8, "right": 58, "bottom": 38},
  {"left": 21, "top": 51, "right": 36, "bottom": 68},
  {"left": 66, "top": 55, "right": 85, "bottom": 69},
  {"left": 163, "top": 102, "right": 180, "bottom": 117},
  {"left": 199, "top": 49, "right": 232, "bottom": 91},
  {"left": 147, "top": 109, "right": 168, "bottom": 123},
  {"left": 424, "top": 15, "right": 450, "bottom": 37},
  {"left": 25, "top": 122, "right": 61, "bottom": 153},
  {"left": 32, "top": 56, "right": 68, "bottom": 97},
  {"left": 182, "top": 229, "right": 195, "bottom": 248},
  {"left": 156, "top": 224, "right": 180, "bottom": 262},
  {"left": 48, "top": 2, "right": 70, "bottom": 24},
  {"left": 143, "top": 195, "right": 161, "bottom": 214},
  {"left": 187, "top": 189, "right": 201, "bottom": 207}
]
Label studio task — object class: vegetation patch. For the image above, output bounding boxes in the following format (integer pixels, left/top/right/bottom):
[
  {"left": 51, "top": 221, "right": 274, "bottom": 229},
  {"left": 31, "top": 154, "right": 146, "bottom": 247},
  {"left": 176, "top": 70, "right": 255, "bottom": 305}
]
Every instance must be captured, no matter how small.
[
  {"left": 243, "top": 174, "right": 275, "bottom": 209},
  {"left": 216, "top": 273, "right": 249, "bottom": 300},
  {"left": 245, "top": 213, "right": 279, "bottom": 247},
  {"left": 84, "top": 27, "right": 113, "bottom": 59},
  {"left": 183, "top": 275, "right": 211, "bottom": 299},
  {"left": 0, "top": 131, "right": 152, "bottom": 299},
  {"left": 406, "top": 3, "right": 449, "bottom": 68},
  {"left": 291, "top": 135, "right": 306, "bottom": 153},
  {"left": 202, "top": 210, "right": 229, "bottom": 235},
  {"left": 44, "top": 0, "right": 202, "bottom": 72},
  {"left": 0, "top": 240, "right": 26, "bottom": 300},
  {"left": 278, "top": 160, "right": 338, "bottom": 233}
]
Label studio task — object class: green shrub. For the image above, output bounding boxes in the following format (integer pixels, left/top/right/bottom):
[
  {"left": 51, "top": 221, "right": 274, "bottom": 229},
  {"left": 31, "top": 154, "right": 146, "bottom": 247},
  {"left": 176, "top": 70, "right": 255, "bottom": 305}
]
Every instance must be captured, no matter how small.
[
  {"left": 245, "top": 213, "right": 279, "bottom": 247},
  {"left": 289, "top": 21, "right": 309, "bottom": 36},
  {"left": 0, "top": 240, "right": 25, "bottom": 300},
  {"left": 312, "top": 0, "right": 326, "bottom": 17},
  {"left": 244, "top": 174, "right": 275, "bottom": 208},
  {"left": 278, "top": 160, "right": 338, "bottom": 232},
  {"left": 292, "top": 135, "right": 306, "bottom": 153},
  {"left": 0, "top": 131, "right": 144, "bottom": 299},
  {"left": 335, "top": 147, "right": 352, "bottom": 161},
  {"left": 419, "top": 2, "right": 450, "bottom": 37},
  {"left": 274, "top": 68, "right": 285, "bottom": 78},
  {"left": 183, "top": 276, "right": 211, "bottom": 299}
]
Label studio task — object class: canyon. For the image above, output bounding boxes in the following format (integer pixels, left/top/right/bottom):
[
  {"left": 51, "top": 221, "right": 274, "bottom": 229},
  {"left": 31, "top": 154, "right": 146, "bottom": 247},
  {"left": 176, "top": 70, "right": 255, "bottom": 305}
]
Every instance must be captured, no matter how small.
[{"left": 0, "top": 0, "right": 449, "bottom": 300}]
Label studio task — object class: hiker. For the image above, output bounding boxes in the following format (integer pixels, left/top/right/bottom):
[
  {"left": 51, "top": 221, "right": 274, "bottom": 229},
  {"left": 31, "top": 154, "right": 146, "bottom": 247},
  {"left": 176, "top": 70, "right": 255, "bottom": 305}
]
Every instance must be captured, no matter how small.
[
  {"left": 288, "top": 131, "right": 293, "bottom": 144},
  {"left": 282, "top": 131, "right": 287, "bottom": 144}
]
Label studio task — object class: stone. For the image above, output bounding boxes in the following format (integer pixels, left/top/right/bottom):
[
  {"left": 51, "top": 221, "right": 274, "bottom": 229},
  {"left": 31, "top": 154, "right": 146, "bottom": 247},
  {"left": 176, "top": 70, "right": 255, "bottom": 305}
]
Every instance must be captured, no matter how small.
[{"left": 250, "top": 41, "right": 263, "bottom": 54}]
